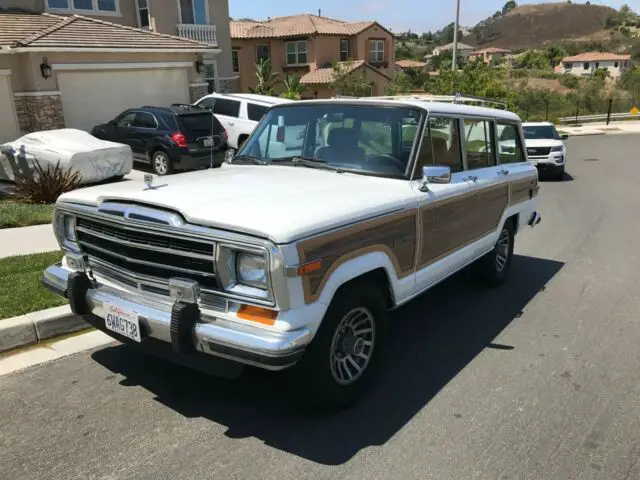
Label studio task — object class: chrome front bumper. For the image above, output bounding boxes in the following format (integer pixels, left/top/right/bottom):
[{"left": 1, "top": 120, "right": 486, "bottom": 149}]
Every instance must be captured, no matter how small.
[{"left": 42, "top": 264, "right": 311, "bottom": 371}]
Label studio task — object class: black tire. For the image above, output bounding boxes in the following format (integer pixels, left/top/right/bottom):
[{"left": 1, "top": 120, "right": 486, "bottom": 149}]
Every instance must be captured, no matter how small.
[
  {"left": 471, "top": 219, "right": 515, "bottom": 288},
  {"left": 289, "top": 280, "right": 389, "bottom": 411},
  {"left": 555, "top": 167, "right": 565, "bottom": 181},
  {"left": 151, "top": 150, "right": 173, "bottom": 176}
]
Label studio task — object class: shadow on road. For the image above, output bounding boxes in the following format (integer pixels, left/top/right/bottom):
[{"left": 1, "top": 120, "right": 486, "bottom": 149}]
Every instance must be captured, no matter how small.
[{"left": 92, "top": 254, "right": 563, "bottom": 465}]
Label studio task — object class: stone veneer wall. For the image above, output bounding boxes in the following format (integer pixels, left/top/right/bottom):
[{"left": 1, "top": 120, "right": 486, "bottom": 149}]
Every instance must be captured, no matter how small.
[
  {"left": 217, "top": 78, "right": 236, "bottom": 93},
  {"left": 14, "top": 94, "right": 65, "bottom": 134},
  {"left": 189, "top": 84, "right": 209, "bottom": 103}
]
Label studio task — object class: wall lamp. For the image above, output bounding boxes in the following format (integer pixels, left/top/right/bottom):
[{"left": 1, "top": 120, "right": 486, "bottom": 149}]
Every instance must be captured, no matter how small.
[{"left": 40, "top": 57, "right": 52, "bottom": 79}]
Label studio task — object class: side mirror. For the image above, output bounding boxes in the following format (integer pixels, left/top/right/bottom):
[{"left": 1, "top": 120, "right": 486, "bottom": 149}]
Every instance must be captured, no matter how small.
[
  {"left": 419, "top": 165, "right": 451, "bottom": 192},
  {"left": 560, "top": 133, "right": 569, "bottom": 140}
]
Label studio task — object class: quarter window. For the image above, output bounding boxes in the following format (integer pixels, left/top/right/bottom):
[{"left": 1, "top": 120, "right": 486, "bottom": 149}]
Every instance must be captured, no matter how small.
[
  {"left": 340, "top": 39, "right": 350, "bottom": 62},
  {"left": 414, "top": 117, "right": 463, "bottom": 175},
  {"left": 369, "top": 39, "right": 385, "bottom": 63},
  {"left": 212, "top": 98, "right": 240, "bottom": 117},
  {"left": 286, "top": 41, "right": 308, "bottom": 65},
  {"left": 496, "top": 123, "right": 525, "bottom": 164},
  {"left": 463, "top": 119, "right": 495, "bottom": 169},
  {"left": 247, "top": 103, "right": 268, "bottom": 122},
  {"left": 256, "top": 44, "right": 270, "bottom": 63}
]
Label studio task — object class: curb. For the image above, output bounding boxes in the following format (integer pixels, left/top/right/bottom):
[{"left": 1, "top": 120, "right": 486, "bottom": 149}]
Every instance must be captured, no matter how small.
[{"left": 0, "top": 305, "right": 89, "bottom": 353}]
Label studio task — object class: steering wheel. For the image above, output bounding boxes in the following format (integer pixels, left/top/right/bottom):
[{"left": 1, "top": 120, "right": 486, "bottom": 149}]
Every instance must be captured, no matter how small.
[{"left": 366, "top": 154, "right": 406, "bottom": 172}]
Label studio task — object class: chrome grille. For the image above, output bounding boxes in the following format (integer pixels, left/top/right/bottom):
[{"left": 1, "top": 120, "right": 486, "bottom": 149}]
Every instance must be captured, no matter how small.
[
  {"left": 76, "top": 217, "right": 218, "bottom": 290},
  {"left": 527, "top": 147, "right": 551, "bottom": 156}
]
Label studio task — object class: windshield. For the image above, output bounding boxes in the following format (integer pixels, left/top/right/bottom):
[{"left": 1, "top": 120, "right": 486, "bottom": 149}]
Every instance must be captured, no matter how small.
[
  {"left": 235, "top": 103, "right": 424, "bottom": 178},
  {"left": 522, "top": 125, "right": 560, "bottom": 140}
]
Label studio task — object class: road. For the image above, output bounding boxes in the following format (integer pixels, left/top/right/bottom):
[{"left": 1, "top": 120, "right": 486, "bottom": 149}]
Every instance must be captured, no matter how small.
[{"left": 2, "top": 134, "right": 640, "bottom": 480}]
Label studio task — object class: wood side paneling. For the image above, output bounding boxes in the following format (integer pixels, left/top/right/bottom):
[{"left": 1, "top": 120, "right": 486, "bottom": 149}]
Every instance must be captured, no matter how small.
[{"left": 509, "top": 173, "right": 538, "bottom": 206}]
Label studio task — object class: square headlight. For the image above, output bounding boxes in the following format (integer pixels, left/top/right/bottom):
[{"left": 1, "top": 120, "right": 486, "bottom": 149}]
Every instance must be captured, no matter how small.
[
  {"left": 64, "top": 215, "right": 77, "bottom": 242},
  {"left": 236, "top": 252, "right": 267, "bottom": 290}
]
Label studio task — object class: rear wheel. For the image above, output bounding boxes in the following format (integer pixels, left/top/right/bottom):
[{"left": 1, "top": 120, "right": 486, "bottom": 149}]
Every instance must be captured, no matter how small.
[
  {"left": 471, "top": 219, "right": 515, "bottom": 288},
  {"left": 152, "top": 150, "right": 173, "bottom": 176},
  {"left": 289, "top": 280, "right": 388, "bottom": 411}
]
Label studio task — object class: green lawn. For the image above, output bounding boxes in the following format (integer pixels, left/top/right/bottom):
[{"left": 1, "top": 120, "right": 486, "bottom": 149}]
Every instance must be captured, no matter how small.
[
  {"left": 0, "top": 199, "right": 55, "bottom": 229},
  {"left": 0, "top": 250, "right": 66, "bottom": 320}
]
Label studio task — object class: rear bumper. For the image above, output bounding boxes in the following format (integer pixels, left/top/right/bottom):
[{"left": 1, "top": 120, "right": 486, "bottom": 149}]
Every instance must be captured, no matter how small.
[
  {"left": 41, "top": 263, "right": 310, "bottom": 371},
  {"left": 174, "top": 148, "right": 227, "bottom": 169}
]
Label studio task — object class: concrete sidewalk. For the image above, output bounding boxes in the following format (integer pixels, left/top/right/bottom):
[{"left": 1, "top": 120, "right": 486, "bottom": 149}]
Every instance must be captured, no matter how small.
[
  {"left": 560, "top": 121, "right": 640, "bottom": 136},
  {"left": 0, "top": 224, "right": 58, "bottom": 259}
]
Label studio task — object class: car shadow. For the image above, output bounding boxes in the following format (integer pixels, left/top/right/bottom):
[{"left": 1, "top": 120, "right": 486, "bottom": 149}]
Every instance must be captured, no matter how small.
[{"left": 91, "top": 254, "right": 564, "bottom": 465}]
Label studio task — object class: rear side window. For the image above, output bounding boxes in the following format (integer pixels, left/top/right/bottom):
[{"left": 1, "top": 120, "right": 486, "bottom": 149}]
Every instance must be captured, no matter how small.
[
  {"left": 178, "top": 112, "right": 224, "bottom": 136},
  {"left": 213, "top": 98, "right": 240, "bottom": 117},
  {"left": 463, "top": 119, "right": 496, "bottom": 170},
  {"left": 247, "top": 103, "right": 268, "bottom": 122},
  {"left": 496, "top": 122, "right": 526, "bottom": 164},
  {"left": 196, "top": 97, "right": 215, "bottom": 110}
]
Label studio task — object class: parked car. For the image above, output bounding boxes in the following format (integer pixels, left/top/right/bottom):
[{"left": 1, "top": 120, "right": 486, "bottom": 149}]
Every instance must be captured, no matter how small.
[
  {"left": 90, "top": 105, "right": 228, "bottom": 176},
  {"left": 0, "top": 128, "right": 132, "bottom": 185},
  {"left": 193, "top": 93, "right": 293, "bottom": 152},
  {"left": 498, "top": 121, "right": 568, "bottom": 180},
  {"left": 43, "top": 98, "right": 541, "bottom": 410}
]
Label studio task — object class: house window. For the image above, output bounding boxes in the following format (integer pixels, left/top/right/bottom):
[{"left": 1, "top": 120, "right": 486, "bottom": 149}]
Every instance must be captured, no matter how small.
[
  {"left": 46, "top": 0, "right": 118, "bottom": 13},
  {"left": 564, "top": 62, "right": 572, "bottom": 69},
  {"left": 136, "top": 0, "right": 150, "bottom": 29},
  {"left": 340, "top": 39, "right": 349, "bottom": 62},
  {"left": 286, "top": 41, "right": 308, "bottom": 65},
  {"left": 615, "top": 61, "right": 619, "bottom": 68},
  {"left": 179, "top": 0, "right": 207, "bottom": 25},
  {"left": 204, "top": 60, "right": 217, "bottom": 93},
  {"left": 232, "top": 49, "right": 240, "bottom": 73},
  {"left": 583, "top": 62, "right": 589, "bottom": 70},
  {"left": 256, "top": 44, "right": 270, "bottom": 63},
  {"left": 595, "top": 62, "right": 600, "bottom": 69},
  {"left": 369, "top": 39, "right": 385, "bottom": 63}
]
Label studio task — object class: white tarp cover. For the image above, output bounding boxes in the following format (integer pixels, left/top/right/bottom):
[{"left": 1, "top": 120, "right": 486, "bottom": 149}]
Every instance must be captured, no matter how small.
[{"left": 0, "top": 128, "right": 133, "bottom": 185}]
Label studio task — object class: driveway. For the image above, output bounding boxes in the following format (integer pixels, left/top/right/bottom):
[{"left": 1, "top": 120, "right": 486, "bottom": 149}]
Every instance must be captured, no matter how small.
[{"left": 1, "top": 135, "right": 639, "bottom": 480}]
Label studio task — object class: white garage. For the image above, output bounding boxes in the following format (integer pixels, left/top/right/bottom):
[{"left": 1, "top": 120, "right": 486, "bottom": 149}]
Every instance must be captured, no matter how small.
[
  {"left": 55, "top": 64, "right": 191, "bottom": 130},
  {"left": 0, "top": 70, "right": 20, "bottom": 143}
]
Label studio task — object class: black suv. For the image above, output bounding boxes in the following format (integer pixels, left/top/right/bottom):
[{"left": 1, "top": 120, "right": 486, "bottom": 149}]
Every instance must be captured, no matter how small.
[{"left": 91, "top": 104, "right": 228, "bottom": 176}]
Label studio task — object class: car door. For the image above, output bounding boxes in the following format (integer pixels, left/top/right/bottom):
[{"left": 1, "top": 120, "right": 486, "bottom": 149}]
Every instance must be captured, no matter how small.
[
  {"left": 107, "top": 110, "right": 138, "bottom": 148},
  {"left": 459, "top": 116, "right": 511, "bottom": 259},
  {"left": 412, "top": 115, "right": 474, "bottom": 294},
  {"left": 212, "top": 97, "right": 242, "bottom": 148},
  {"left": 131, "top": 111, "right": 159, "bottom": 160}
]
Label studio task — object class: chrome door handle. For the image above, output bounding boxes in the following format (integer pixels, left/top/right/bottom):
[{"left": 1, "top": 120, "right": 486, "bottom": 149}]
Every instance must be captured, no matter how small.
[
  {"left": 497, "top": 169, "right": 509, "bottom": 176},
  {"left": 463, "top": 175, "right": 478, "bottom": 182},
  {"left": 228, "top": 122, "right": 235, "bottom": 126}
]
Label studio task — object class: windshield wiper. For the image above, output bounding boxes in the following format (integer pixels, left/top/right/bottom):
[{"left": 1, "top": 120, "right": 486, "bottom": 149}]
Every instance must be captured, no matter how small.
[
  {"left": 273, "top": 156, "right": 344, "bottom": 173},
  {"left": 231, "top": 155, "right": 269, "bottom": 165}
]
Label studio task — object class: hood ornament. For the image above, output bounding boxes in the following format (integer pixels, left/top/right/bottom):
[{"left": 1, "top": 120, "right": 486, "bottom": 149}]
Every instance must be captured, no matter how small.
[{"left": 143, "top": 173, "right": 168, "bottom": 191}]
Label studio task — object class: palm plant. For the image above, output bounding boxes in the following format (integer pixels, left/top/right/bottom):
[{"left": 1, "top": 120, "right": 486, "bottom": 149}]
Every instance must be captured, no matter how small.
[
  {"left": 281, "top": 73, "right": 305, "bottom": 99},
  {"left": 249, "top": 58, "right": 278, "bottom": 95}
]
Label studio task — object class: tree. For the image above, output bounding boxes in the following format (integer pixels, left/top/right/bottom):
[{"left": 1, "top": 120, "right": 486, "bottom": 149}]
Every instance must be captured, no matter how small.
[
  {"left": 249, "top": 58, "right": 278, "bottom": 95},
  {"left": 329, "top": 62, "right": 373, "bottom": 97},
  {"left": 502, "top": 1, "right": 517, "bottom": 15},
  {"left": 593, "top": 67, "right": 611, "bottom": 80},
  {"left": 516, "top": 49, "right": 551, "bottom": 69},
  {"left": 385, "top": 71, "right": 414, "bottom": 95},
  {"left": 281, "top": 73, "right": 305, "bottom": 100},
  {"left": 545, "top": 45, "right": 568, "bottom": 66}
]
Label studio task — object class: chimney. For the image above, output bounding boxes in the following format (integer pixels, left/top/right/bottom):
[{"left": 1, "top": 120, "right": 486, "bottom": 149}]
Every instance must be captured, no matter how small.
[{"left": 318, "top": 9, "right": 321, "bottom": 17}]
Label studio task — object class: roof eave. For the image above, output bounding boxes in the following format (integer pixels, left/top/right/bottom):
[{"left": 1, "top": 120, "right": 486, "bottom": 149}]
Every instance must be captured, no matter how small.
[{"left": 3, "top": 46, "right": 220, "bottom": 53}]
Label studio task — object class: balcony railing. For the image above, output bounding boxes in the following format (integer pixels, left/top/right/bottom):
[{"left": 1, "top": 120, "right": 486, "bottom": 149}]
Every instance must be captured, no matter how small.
[{"left": 176, "top": 24, "right": 217, "bottom": 46}]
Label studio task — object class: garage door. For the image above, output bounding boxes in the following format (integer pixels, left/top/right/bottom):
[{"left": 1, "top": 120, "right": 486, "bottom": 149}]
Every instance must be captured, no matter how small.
[
  {"left": 0, "top": 74, "right": 20, "bottom": 142},
  {"left": 57, "top": 68, "right": 189, "bottom": 130}
]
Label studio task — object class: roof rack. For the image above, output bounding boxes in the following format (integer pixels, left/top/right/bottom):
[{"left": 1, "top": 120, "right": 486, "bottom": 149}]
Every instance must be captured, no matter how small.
[
  {"left": 170, "top": 103, "right": 204, "bottom": 110},
  {"left": 332, "top": 93, "right": 508, "bottom": 109}
]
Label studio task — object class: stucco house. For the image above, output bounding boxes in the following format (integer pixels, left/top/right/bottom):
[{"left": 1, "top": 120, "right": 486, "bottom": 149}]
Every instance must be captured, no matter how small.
[
  {"left": 230, "top": 13, "right": 395, "bottom": 98},
  {"left": 428, "top": 41, "right": 475, "bottom": 61},
  {"left": 469, "top": 47, "right": 512, "bottom": 65},
  {"left": 0, "top": 0, "right": 236, "bottom": 142},
  {"left": 561, "top": 52, "right": 633, "bottom": 79}
]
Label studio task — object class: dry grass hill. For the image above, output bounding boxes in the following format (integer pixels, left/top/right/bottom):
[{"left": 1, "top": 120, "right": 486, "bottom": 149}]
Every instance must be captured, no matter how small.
[{"left": 465, "top": 3, "right": 618, "bottom": 50}]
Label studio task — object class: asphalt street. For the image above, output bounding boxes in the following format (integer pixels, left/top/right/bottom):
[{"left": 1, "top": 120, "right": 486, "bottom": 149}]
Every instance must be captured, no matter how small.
[{"left": 2, "top": 134, "right": 640, "bottom": 480}]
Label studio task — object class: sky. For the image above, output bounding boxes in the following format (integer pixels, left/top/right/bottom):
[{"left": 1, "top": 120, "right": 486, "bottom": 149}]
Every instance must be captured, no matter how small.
[{"left": 229, "top": 0, "right": 640, "bottom": 33}]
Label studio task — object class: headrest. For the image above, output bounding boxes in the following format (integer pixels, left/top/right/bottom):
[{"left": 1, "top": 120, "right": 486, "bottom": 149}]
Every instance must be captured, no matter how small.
[{"left": 327, "top": 127, "right": 357, "bottom": 147}]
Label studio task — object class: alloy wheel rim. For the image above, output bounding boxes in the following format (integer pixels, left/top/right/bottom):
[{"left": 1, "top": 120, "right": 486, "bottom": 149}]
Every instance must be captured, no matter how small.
[
  {"left": 329, "top": 307, "right": 376, "bottom": 385},
  {"left": 154, "top": 154, "right": 168, "bottom": 175},
  {"left": 496, "top": 228, "right": 510, "bottom": 272}
]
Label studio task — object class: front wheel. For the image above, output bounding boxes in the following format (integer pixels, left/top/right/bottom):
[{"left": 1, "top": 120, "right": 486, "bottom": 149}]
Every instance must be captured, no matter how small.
[
  {"left": 471, "top": 220, "right": 515, "bottom": 288},
  {"left": 151, "top": 151, "right": 173, "bottom": 176},
  {"left": 289, "top": 281, "right": 388, "bottom": 411}
]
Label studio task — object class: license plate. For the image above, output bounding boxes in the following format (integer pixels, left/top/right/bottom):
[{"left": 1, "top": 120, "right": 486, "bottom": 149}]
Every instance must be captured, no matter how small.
[
  {"left": 203, "top": 137, "right": 213, "bottom": 147},
  {"left": 104, "top": 302, "right": 141, "bottom": 342}
]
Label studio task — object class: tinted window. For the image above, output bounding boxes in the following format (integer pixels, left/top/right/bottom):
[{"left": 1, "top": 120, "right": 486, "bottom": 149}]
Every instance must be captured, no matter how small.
[
  {"left": 133, "top": 112, "right": 157, "bottom": 129},
  {"left": 247, "top": 103, "right": 268, "bottom": 122},
  {"left": 196, "top": 97, "right": 216, "bottom": 110},
  {"left": 238, "top": 104, "right": 423, "bottom": 178},
  {"left": 463, "top": 119, "right": 495, "bottom": 170},
  {"left": 115, "top": 111, "right": 136, "bottom": 127},
  {"left": 497, "top": 123, "right": 526, "bottom": 164},
  {"left": 522, "top": 125, "right": 560, "bottom": 140},
  {"left": 178, "top": 112, "right": 224, "bottom": 137},
  {"left": 213, "top": 98, "right": 240, "bottom": 117},
  {"left": 414, "top": 117, "right": 463, "bottom": 175}
]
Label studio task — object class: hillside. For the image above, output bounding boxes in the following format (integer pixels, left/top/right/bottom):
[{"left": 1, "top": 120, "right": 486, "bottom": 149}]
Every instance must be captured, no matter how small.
[{"left": 464, "top": 3, "right": 618, "bottom": 50}]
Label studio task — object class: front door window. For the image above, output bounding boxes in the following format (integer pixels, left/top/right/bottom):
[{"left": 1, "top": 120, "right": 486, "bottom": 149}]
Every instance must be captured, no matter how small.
[{"left": 180, "top": 0, "right": 206, "bottom": 24}]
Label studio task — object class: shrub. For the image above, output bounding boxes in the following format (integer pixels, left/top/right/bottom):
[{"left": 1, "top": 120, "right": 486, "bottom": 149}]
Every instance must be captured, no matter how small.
[
  {"left": 13, "top": 159, "right": 82, "bottom": 204},
  {"left": 559, "top": 74, "right": 580, "bottom": 89}
]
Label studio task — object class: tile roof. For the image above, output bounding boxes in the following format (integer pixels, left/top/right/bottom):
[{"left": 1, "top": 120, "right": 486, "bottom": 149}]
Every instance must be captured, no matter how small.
[
  {"left": 435, "top": 42, "right": 475, "bottom": 51},
  {"left": 471, "top": 47, "right": 512, "bottom": 54},
  {"left": 0, "top": 12, "right": 214, "bottom": 50},
  {"left": 300, "top": 60, "right": 391, "bottom": 85},
  {"left": 231, "top": 14, "right": 385, "bottom": 39},
  {"left": 562, "top": 52, "right": 631, "bottom": 62},
  {"left": 395, "top": 59, "right": 427, "bottom": 68}
]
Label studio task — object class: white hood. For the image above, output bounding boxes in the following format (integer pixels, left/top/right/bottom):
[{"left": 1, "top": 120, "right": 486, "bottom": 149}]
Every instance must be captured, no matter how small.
[
  {"left": 58, "top": 165, "right": 415, "bottom": 244},
  {"left": 523, "top": 138, "right": 564, "bottom": 148}
]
